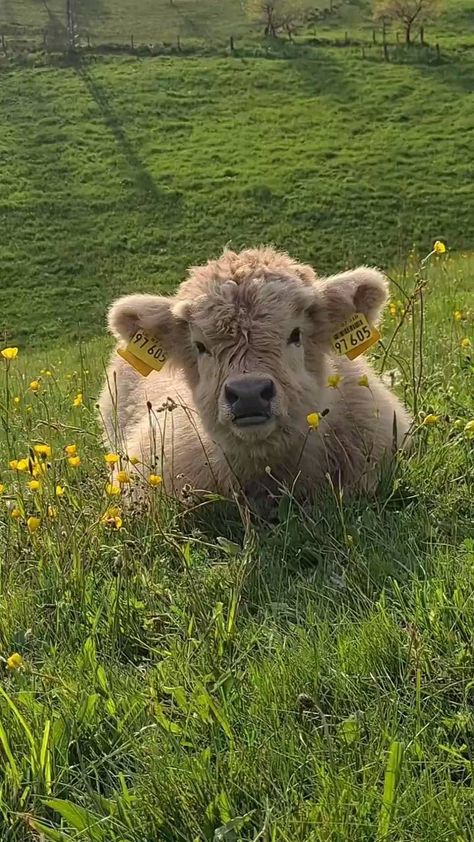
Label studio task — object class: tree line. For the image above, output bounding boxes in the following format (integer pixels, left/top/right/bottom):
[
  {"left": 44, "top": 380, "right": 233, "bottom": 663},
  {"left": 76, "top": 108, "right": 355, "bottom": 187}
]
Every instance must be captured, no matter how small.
[{"left": 246, "top": 1, "right": 443, "bottom": 45}]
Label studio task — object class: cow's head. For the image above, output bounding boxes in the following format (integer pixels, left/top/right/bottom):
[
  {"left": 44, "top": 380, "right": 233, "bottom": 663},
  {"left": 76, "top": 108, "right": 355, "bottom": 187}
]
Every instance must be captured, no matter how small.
[{"left": 108, "top": 248, "right": 388, "bottom": 453}]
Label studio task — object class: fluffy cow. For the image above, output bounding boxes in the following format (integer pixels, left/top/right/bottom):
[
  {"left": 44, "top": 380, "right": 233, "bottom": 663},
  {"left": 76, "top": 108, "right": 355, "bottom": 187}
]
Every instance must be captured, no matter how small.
[{"left": 99, "top": 247, "right": 410, "bottom": 503}]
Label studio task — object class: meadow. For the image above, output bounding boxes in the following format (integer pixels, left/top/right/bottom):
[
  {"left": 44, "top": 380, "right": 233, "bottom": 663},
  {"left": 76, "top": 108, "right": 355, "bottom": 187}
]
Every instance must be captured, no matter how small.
[{"left": 1, "top": 1, "right": 474, "bottom": 838}]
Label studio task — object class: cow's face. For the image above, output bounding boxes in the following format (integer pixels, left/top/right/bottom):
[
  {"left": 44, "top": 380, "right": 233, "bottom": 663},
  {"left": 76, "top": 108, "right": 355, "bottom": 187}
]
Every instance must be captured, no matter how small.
[{"left": 108, "top": 249, "right": 388, "bottom": 452}]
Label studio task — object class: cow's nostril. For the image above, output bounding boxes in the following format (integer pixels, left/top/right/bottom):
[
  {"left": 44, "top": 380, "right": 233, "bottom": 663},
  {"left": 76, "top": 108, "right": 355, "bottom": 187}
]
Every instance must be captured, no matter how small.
[
  {"left": 260, "top": 380, "right": 275, "bottom": 402},
  {"left": 224, "top": 384, "right": 239, "bottom": 406}
]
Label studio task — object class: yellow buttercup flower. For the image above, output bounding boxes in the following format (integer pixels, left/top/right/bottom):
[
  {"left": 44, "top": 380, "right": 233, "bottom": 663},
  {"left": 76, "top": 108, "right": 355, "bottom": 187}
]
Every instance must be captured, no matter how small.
[
  {"left": 306, "top": 412, "right": 320, "bottom": 429},
  {"left": 1, "top": 347, "right": 18, "bottom": 360},
  {"left": 106, "top": 483, "right": 121, "bottom": 496},
  {"left": 433, "top": 240, "right": 446, "bottom": 255},
  {"left": 101, "top": 507, "right": 123, "bottom": 529},
  {"left": 27, "top": 516, "right": 41, "bottom": 534},
  {"left": 422, "top": 414, "right": 439, "bottom": 426},
  {"left": 68, "top": 456, "right": 81, "bottom": 468},
  {"left": 148, "top": 474, "right": 162, "bottom": 488},
  {"left": 56, "top": 485, "right": 65, "bottom": 497},
  {"left": 29, "top": 380, "right": 41, "bottom": 392},
  {"left": 10, "top": 508, "right": 22, "bottom": 520},
  {"left": 12, "top": 458, "right": 29, "bottom": 472},
  {"left": 13, "top": 396, "right": 21, "bottom": 406},
  {"left": 64, "top": 444, "right": 77, "bottom": 457},
  {"left": 47, "top": 505, "right": 57, "bottom": 519},
  {"left": 117, "top": 470, "right": 130, "bottom": 484},
  {"left": 6, "top": 653, "right": 23, "bottom": 670},
  {"left": 26, "top": 480, "right": 41, "bottom": 491},
  {"left": 327, "top": 374, "right": 342, "bottom": 389},
  {"left": 34, "top": 444, "right": 52, "bottom": 458},
  {"left": 129, "top": 456, "right": 139, "bottom": 465},
  {"left": 358, "top": 374, "right": 369, "bottom": 388},
  {"left": 73, "top": 393, "right": 83, "bottom": 407},
  {"left": 389, "top": 303, "right": 397, "bottom": 317},
  {"left": 464, "top": 420, "right": 474, "bottom": 438},
  {"left": 453, "top": 311, "right": 462, "bottom": 322},
  {"left": 460, "top": 338, "right": 471, "bottom": 349},
  {"left": 104, "top": 453, "right": 119, "bottom": 466},
  {"left": 32, "top": 460, "right": 47, "bottom": 477},
  {"left": 0, "top": 484, "right": 5, "bottom": 495}
]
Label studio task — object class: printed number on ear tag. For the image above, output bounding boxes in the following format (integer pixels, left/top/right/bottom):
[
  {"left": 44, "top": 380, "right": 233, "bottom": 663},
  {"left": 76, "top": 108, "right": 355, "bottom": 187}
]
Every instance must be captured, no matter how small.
[
  {"left": 331, "top": 312, "right": 380, "bottom": 361},
  {"left": 117, "top": 330, "right": 167, "bottom": 377}
]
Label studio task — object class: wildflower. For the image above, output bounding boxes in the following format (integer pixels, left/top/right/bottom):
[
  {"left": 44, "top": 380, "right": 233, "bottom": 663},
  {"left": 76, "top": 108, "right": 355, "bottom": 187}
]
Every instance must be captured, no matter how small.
[
  {"left": 0, "top": 484, "right": 5, "bottom": 495},
  {"left": 389, "top": 303, "right": 397, "bottom": 317},
  {"left": 104, "top": 453, "right": 119, "bottom": 466},
  {"left": 27, "top": 516, "right": 41, "bottom": 534},
  {"left": 47, "top": 505, "right": 57, "bottom": 518},
  {"left": 32, "top": 460, "right": 47, "bottom": 477},
  {"left": 422, "top": 414, "right": 439, "bottom": 426},
  {"left": 64, "top": 444, "right": 77, "bottom": 457},
  {"left": 106, "top": 483, "right": 121, "bottom": 496},
  {"left": 148, "top": 474, "right": 162, "bottom": 487},
  {"left": 101, "top": 507, "right": 123, "bottom": 529},
  {"left": 129, "top": 456, "right": 139, "bottom": 465},
  {"left": 73, "top": 393, "right": 83, "bottom": 407},
  {"left": 29, "top": 380, "right": 41, "bottom": 392},
  {"left": 460, "top": 338, "right": 471, "bottom": 349},
  {"left": 327, "top": 374, "right": 342, "bottom": 389},
  {"left": 464, "top": 420, "right": 474, "bottom": 438},
  {"left": 13, "top": 396, "right": 21, "bottom": 406},
  {"left": 26, "top": 480, "right": 41, "bottom": 491},
  {"left": 306, "top": 412, "right": 320, "bottom": 429},
  {"left": 10, "top": 508, "right": 21, "bottom": 519},
  {"left": 34, "top": 444, "right": 51, "bottom": 458},
  {"left": 117, "top": 470, "right": 130, "bottom": 484},
  {"left": 68, "top": 456, "right": 81, "bottom": 468},
  {"left": 1, "top": 347, "right": 18, "bottom": 360},
  {"left": 453, "top": 419, "right": 464, "bottom": 429},
  {"left": 45, "top": 370, "right": 52, "bottom": 376},
  {"left": 6, "top": 653, "right": 23, "bottom": 670},
  {"left": 433, "top": 241, "right": 446, "bottom": 255},
  {"left": 10, "top": 458, "right": 29, "bottom": 472},
  {"left": 453, "top": 311, "right": 463, "bottom": 322},
  {"left": 56, "top": 485, "right": 65, "bottom": 497},
  {"left": 358, "top": 374, "right": 369, "bottom": 388}
]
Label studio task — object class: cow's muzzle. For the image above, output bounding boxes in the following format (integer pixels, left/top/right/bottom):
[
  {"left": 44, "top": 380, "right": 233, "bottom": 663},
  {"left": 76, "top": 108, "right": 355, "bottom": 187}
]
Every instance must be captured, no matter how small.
[{"left": 224, "top": 375, "right": 275, "bottom": 427}]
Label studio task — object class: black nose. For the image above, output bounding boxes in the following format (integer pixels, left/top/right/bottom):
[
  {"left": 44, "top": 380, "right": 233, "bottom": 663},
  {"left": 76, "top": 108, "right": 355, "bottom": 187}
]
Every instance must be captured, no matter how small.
[{"left": 225, "top": 376, "right": 275, "bottom": 426}]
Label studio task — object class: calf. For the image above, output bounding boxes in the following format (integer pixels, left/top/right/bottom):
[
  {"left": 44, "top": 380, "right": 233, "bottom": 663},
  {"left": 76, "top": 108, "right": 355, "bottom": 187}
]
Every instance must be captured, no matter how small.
[{"left": 99, "top": 247, "right": 410, "bottom": 502}]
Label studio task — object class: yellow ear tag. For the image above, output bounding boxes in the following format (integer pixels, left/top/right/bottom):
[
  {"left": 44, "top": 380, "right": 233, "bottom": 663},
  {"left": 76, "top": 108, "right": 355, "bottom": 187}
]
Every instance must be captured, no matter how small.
[
  {"left": 117, "top": 330, "right": 167, "bottom": 377},
  {"left": 331, "top": 312, "right": 380, "bottom": 360}
]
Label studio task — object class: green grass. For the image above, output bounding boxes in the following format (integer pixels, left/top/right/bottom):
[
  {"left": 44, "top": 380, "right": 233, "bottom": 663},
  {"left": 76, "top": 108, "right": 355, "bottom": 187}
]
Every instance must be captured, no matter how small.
[
  {"left": 0, "top": 251, "right": 473, "bottom": 840},
  {"left": 1, "top": 48, "right": 474, "bottom": 349}
]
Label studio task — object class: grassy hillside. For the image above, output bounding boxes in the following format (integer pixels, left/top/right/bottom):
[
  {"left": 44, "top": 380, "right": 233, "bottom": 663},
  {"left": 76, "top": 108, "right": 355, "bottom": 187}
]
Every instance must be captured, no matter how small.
[
  {"left": 1, "top": 49, "right": 474, "bottom": 349},
  {"left": 0, "top": 251, "right": 473, "bottom": 840}
]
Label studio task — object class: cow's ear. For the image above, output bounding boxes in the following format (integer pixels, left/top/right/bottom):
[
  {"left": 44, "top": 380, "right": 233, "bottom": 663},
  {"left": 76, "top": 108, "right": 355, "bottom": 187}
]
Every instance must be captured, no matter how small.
[
  {"left": 107, "top": 294, "right": 192, "bottom": 363},
  {"left": 306, "top": 267, "right": 388, "bottom": 344}
]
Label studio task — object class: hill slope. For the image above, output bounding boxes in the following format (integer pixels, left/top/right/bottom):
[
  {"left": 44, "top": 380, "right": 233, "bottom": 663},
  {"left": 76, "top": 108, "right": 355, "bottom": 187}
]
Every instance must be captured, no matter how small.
[{"left": 1, "top": 49, "right": 473, "bottom": 348}]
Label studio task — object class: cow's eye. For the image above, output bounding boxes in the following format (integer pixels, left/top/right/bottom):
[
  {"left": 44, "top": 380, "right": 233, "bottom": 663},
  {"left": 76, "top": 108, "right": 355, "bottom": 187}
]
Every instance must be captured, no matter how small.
[
  {"left": 288, "top": 328, "right": 301, "bottom": 345},
  {"left": 194, "top": 341, "right": 209, "bottom": 355}
]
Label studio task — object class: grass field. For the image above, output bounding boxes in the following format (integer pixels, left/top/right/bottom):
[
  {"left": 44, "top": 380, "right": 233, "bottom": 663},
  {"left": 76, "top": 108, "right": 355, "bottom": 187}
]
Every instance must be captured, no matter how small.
[
  {"left": 1, "top": 1, "right": 474, "bottom": 839},
  {"left": 1, "top": 48, "right": 474, "bottom": 349},
  {"left": 0, "top": 250, "right": 473, "bottom": 840}
]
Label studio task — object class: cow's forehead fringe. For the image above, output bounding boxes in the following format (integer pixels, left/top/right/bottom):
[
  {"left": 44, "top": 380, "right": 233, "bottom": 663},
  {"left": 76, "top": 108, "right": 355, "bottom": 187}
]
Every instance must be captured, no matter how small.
[{"left": 176, "top": 247, "right": 317, "bottom": 302}]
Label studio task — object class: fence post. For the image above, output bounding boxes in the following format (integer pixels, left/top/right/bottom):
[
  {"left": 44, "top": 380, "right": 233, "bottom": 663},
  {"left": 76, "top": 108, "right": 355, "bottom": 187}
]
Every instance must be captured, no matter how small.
[
  {"left": 230, "top": 34, "right": 234, "bottom": 52},
  {"left": 372, "top": 29, "right": 376, "bottom": 44},
  {"left": 383, "top": 42, "right": 389, "bottom": 61},
  {"left": 131, "top": 33, "right": 134, "bottom": 49},
  {"left": 1, "top": 32, "right": 5, "bottom": 54},
  {"left": 420, "top": 25, "right": 424, "bottom": 45},
  {"left": 177, "top": 34, "right": 181, "bottom": 51},
  {"left": 436, "top": 42, "right": 440, "bottom": 60}
]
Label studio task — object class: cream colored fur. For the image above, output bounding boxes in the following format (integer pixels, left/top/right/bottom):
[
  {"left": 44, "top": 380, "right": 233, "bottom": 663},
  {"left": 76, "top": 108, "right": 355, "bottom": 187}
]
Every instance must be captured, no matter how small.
[{"left": 98, "top": 247, "right": 411, "bottom": 501}]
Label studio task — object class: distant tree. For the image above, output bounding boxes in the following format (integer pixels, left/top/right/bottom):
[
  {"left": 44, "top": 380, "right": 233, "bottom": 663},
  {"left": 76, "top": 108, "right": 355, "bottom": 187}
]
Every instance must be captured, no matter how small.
[
  {"left": 373, "top": 0, "right": 442, "bottom": 44},
  {"left": 245, "top": 1, "right": 312, "bottom": 38}
]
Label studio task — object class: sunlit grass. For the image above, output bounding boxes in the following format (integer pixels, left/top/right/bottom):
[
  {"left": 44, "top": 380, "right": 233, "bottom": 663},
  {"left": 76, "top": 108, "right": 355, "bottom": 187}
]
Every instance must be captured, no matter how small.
[{"left": 0, "top": 251, "right": 473, "bottom": 839}]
